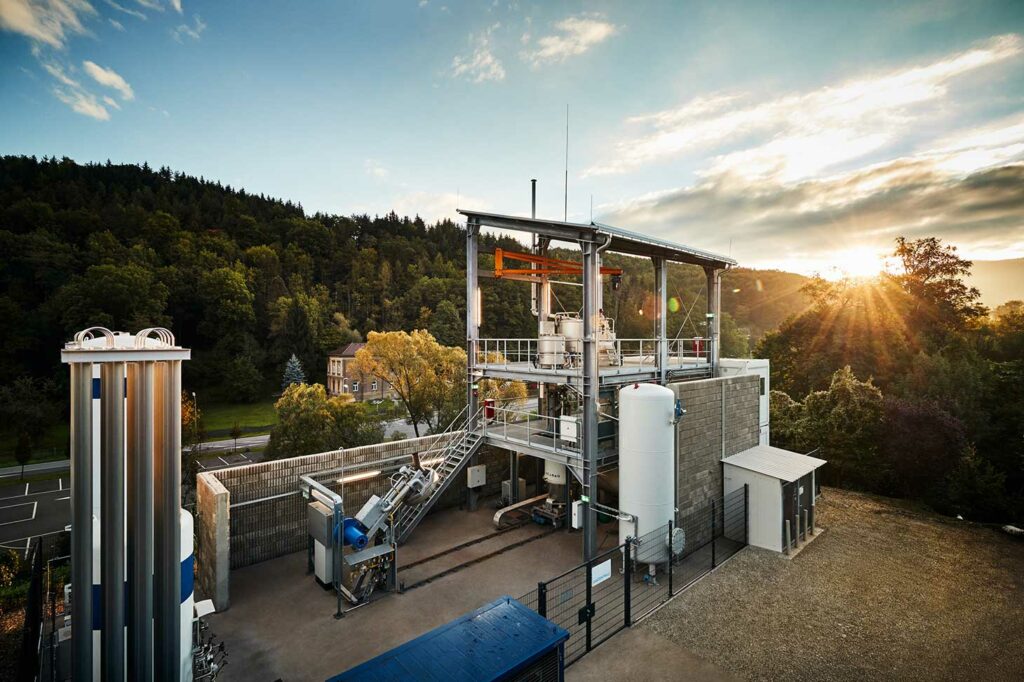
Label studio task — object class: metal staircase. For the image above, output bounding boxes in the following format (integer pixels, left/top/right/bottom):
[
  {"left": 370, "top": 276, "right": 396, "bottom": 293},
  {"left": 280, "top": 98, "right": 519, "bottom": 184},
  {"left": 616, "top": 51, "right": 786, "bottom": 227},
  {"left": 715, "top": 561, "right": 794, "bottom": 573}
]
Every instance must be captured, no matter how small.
[{"left": 395, "top": 405, "right": 484, "bottom": 544}]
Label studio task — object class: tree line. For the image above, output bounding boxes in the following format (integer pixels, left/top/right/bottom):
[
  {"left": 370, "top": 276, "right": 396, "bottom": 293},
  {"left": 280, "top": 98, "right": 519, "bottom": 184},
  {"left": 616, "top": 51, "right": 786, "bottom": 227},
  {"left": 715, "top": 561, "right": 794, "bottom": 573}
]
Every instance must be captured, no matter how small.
[{"left": 762, "top": 238, "right": 1023, "bottom": 523}]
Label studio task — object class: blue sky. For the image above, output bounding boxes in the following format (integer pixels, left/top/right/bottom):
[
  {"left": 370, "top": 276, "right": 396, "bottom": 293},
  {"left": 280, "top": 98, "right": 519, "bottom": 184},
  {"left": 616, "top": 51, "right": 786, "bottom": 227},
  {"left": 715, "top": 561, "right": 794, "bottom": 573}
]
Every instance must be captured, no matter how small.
[{"left": 3, "top": 0, "right": 1024, "bottom": 275}]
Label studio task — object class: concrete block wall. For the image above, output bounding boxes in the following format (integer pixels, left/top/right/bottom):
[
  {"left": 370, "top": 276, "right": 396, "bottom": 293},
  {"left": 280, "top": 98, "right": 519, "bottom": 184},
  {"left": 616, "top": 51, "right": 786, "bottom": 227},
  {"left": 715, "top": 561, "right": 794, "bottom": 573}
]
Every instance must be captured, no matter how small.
[{"left": 672, "top": 374, "right": 760, "bottom": 520}]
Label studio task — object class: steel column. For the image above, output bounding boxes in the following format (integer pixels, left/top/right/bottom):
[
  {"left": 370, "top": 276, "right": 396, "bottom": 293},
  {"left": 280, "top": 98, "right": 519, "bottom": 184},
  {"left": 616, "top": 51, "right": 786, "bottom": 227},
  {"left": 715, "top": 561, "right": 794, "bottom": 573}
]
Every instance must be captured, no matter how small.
[
  {"left": 101, "top": 361, "right": 126, "bottom": 681},
  {"left": 127, "top": 361, "right": 154, "bottom": 680},
  {"left": 653, "top": 257, "right": 667, "bottom": 384},
  {"left": 70, "top": 362, "right": 94, "bottom": 681},
  {"left": 581, "top": 240, "right": 600, "bottom": 561},
  {"left": 466, "top": 220, "right": 480, "bottom": 430},
  {"left": 705, "top": 267, "right": 721, "bottom": 376},
  {"left": 154, "top": 360, "right": 182, "bottom": 682}
]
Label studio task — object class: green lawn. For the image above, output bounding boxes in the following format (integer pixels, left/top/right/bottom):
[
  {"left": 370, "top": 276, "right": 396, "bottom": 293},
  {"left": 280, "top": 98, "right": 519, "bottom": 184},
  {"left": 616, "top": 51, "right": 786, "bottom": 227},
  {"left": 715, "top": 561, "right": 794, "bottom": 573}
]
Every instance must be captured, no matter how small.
[
  {"left": 0, "top": 423, "right": 69, "bottom": 469},
  {"left": 199, "top": 400, "right": 278, "bottom": 437}
]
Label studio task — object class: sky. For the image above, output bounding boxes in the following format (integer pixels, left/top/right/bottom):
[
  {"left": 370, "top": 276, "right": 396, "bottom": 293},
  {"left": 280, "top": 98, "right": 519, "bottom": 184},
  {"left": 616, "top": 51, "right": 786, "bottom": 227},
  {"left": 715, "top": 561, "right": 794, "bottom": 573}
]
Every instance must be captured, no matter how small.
[{"left": 2, "top": 0, "right": 1024, "bottom": 276}]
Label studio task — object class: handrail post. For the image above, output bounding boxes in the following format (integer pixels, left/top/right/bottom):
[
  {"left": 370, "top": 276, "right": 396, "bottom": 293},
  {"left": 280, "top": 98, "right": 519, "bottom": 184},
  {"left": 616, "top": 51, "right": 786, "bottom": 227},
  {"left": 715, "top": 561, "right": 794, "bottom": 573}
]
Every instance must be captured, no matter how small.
[
  {"left": 623, "top": 539, "right": 632, "bottom": 626},
  {"left": 537, "top": 581, "right": 547, "bottom": 618},
  {"left": 667, "top": 519, "right": 674, "bottom": 596}
]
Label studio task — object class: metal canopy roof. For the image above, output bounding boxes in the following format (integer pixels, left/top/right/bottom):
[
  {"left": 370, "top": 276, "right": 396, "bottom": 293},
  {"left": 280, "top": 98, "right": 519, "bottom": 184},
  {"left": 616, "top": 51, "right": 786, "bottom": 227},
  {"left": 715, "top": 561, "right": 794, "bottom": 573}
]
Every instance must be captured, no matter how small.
[
  {"left": 722, "top": 445, "right": 827, "bottom": 483},
  {"left": 458, "top": 209, "right": 737, "bottom": 269}
]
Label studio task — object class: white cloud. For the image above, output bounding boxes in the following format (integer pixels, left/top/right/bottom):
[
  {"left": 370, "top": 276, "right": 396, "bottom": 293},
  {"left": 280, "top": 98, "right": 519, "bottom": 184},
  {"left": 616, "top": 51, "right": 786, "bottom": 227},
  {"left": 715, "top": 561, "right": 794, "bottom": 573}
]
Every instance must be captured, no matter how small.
[
  {"left": 41, "top": 59, "right": 79, "bottom": 87},
  {"left": 364, "top": 159, "right": 389, "bottom": 180},
  {"left": 521, "top": 13, "right": 618, "bottom": 67},
  {"left": 393, "top": 191, "right": 487, "bottom": 224},
  {"left": 108, "top": 17, "right": 122, "bottom": 30},
  {"left": 0, "top": 0, "right": 96, "bottom": 48},
  {"left": 586, "top": 33, "right": 1024, "bottom": 178},
  {"left": 53, "top": 85, "right": 109, "bottom": 120},
  {"left": 170, "top": 11, "right": 203, "bottom": 41},
  {"left": 169, "top": 0, "right": 181, "bottom": 12},
  {"left": 451, "top": 23, "right": 505, "bottom": 83},
  {"left": 133, "top": 0, "right": 161, "bottom": 10},
  {"left": 418, "top": 0, "right": 427, "bottom": 7},
  {"left": 102, "top": 94, "right": 119, "bottom": 109},
  {"left": 83, "top": 60, "right": 134, "bottom": 100},
  {"left": 105, "top": 0, "right": 144, "bottom": 20},
  {"left": 598, "top": 116, "right": 1024, "bottom": 271}
]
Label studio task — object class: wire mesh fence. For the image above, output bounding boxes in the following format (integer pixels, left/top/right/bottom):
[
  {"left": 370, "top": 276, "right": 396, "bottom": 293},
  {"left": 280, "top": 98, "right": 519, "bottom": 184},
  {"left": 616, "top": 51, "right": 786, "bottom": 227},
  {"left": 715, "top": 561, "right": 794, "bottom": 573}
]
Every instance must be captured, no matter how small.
[{"left": 518, "top": 486, "right": 748, "bottom": 668}]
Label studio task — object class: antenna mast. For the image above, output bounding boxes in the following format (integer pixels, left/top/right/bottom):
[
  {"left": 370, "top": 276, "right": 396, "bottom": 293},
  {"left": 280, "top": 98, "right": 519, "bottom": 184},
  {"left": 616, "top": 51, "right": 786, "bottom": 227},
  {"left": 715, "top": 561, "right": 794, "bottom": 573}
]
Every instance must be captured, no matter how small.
[{"left": 564, "top": 104, "right": 569, "bottom": 222}]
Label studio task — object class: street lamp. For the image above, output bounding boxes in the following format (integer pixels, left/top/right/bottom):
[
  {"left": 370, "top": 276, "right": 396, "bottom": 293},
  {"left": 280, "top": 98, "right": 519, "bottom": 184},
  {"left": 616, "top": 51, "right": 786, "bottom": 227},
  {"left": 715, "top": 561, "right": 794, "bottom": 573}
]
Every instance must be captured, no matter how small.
[{"left": 191, "top": 391, "right": 200, "bottom": 456}]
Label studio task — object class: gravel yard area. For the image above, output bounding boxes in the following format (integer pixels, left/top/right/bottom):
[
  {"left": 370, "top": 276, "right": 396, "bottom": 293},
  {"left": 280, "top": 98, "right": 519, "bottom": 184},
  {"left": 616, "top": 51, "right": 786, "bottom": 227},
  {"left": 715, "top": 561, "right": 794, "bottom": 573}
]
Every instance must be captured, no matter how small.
[{"left": 643, "top": 487, "right": 1024, "bottom": 681}]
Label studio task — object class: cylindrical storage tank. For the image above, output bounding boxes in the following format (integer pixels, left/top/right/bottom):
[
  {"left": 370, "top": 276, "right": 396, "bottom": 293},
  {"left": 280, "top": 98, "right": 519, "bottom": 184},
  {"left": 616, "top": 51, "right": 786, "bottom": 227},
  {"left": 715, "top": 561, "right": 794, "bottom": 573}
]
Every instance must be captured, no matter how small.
[
  {"left": 618, "top": 383, "right": 675, "bottom": 563},
  {"left": 558, "top": 317, "right": 583, "bottom": 353},
  {"left": 180, "top": 508, "right": 195, "bottom": 682},
  {"left": 543, "top": 460, "right": 566, "bottom": 486},
  {"left": 537, "top": 335, "right": 565, "bottom": 368}
]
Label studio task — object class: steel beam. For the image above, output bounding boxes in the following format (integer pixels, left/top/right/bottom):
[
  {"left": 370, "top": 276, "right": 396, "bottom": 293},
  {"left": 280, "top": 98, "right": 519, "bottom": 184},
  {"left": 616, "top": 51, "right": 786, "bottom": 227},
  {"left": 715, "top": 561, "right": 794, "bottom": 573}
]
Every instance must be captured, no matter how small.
[
  {"left": 70, "top": 362, "right": 94, "bottom": 681},
  {"left": 653, "top": 257, "right": 667, "bottom": 384},
  {"left": 154, "top": 360, "right": 182, "bottom": 682},
  {"left": 466, "top": 220, "right": 480, "bottom": 431},
  {"left": 127, "top": 361, "right": 154, "bottom": 680},
  {"left": 705, "top": 267, "right": 721, "bottom": 376},
  {"left": 101, "top": 361, "right": 126, "bottom": 682},
  {"left": 581, "top": 240, "right": 600, "bottom": 561}
]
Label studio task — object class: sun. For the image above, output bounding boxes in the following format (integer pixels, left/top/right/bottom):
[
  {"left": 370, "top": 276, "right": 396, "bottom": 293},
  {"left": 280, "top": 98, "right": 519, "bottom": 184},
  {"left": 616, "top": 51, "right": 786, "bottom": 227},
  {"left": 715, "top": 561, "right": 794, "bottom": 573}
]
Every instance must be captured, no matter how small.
[{"left": 819, "top": 246, "right": 889, "bottom": 281}]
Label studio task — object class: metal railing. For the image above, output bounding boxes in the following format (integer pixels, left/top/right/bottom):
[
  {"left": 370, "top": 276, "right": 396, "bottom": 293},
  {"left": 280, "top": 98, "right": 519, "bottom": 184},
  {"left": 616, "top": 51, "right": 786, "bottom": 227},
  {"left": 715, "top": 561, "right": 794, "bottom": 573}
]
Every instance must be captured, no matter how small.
[
  {"left": 483, "top": 406, "right": 582, "bottom": 460},
  {"left": 475, "top": 337, "right": 711, "bottom": 372}
]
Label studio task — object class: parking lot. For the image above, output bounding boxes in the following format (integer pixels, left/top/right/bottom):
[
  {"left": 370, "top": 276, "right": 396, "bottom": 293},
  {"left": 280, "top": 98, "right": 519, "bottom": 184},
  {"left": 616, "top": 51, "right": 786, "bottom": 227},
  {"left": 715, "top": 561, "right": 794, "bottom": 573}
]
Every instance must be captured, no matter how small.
[{"left": 0, "top": 475, "right": 70, "bottom": 558}]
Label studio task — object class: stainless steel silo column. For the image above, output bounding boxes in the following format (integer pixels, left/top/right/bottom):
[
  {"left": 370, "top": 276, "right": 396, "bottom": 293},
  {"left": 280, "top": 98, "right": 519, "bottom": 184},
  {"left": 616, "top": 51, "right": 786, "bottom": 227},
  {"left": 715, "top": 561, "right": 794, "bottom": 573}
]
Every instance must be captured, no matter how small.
[
  {"left": 154, "top": 360, "right": 182, "bottom": 682},
  {"left": 101, "top": 361, "right": 126, "bottom": 681},
  {"left": 127, "top": 361, "right": 155, "bottom": 680},
  {"left": 71, "top": 362, "right": 94, "bottom": 681}
]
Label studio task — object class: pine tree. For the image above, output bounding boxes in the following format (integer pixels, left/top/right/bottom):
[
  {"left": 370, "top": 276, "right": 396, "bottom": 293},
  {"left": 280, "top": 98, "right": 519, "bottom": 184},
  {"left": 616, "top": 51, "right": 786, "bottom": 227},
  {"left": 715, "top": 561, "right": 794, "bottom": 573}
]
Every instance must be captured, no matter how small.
[{"left": 281, "top": 354, "right": 307, "bottom": 391}]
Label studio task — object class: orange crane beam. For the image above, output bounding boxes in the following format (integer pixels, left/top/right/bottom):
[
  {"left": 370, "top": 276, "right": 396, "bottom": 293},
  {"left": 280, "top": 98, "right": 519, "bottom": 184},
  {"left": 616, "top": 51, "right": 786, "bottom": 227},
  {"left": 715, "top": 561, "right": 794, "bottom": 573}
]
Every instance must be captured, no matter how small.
[{"left": 493, "top": 248, "right": 623, "bottom": 279}]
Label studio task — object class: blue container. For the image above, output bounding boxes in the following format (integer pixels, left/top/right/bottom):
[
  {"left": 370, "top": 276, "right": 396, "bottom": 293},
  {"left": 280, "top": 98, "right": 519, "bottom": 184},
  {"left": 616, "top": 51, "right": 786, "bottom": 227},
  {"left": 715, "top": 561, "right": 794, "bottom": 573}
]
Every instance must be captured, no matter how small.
[{"left": 329, "top": 597, "right": 570, "bottom": 682}]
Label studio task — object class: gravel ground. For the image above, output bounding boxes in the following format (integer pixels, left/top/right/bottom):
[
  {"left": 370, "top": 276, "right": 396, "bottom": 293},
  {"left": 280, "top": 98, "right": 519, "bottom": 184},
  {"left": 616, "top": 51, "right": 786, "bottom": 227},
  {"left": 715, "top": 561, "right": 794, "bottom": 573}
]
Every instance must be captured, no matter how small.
[{"left": 643, "top": 487, "right": 1024, "bottom": 681}]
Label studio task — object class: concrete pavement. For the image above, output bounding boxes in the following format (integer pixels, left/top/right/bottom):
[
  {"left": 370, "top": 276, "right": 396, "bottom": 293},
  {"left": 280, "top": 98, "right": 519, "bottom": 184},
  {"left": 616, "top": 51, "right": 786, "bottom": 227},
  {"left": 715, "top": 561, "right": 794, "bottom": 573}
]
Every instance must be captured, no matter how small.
[{"left": 0, "top": 475, "right": 70, "bottom": 555}]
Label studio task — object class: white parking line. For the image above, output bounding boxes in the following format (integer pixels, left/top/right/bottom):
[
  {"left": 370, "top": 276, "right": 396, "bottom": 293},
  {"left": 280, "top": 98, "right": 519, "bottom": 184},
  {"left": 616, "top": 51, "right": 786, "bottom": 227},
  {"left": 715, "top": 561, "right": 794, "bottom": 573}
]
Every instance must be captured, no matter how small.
[
  {"left": 56, "top": 496, "right": 70, "bottom": 501},
  {"left": 0, "top": 500, "right": 37, "bottom": 526},
  {"left": 218, "top": 457, "right": 230, "bottom": 466},
  {"left": 24, "top": 537, "right": 30, "bottom": 559}
]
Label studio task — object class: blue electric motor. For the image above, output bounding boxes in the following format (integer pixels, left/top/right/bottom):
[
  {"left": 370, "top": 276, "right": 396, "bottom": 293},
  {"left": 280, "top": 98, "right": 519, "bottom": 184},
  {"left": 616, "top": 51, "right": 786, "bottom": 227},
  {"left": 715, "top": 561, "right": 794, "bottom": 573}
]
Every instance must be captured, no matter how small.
[{"left": 336, "top": 517, "right": 369, "bottom": 551}]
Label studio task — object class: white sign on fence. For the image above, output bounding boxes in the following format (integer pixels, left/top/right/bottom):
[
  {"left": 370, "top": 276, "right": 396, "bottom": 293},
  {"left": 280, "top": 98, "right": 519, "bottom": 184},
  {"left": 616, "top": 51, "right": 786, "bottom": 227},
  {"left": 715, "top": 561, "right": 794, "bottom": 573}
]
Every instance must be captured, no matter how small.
[{"left": 591, "top": 559, "right": 612, "bottom": 586}]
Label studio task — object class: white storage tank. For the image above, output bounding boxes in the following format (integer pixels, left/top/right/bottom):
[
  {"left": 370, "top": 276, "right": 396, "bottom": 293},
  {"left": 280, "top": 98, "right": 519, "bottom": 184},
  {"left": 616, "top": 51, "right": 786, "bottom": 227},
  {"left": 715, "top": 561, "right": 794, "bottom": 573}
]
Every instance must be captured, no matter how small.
[{"left": 618, "top": 383, "right": 675, "bottom": 561}]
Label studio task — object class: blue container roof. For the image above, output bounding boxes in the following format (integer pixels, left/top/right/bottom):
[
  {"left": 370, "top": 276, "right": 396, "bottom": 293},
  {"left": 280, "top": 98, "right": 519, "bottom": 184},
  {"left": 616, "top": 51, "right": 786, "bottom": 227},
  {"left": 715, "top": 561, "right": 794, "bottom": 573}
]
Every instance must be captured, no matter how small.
[{"left": 328, "top": 596, "right": 569, "bottom": 682}]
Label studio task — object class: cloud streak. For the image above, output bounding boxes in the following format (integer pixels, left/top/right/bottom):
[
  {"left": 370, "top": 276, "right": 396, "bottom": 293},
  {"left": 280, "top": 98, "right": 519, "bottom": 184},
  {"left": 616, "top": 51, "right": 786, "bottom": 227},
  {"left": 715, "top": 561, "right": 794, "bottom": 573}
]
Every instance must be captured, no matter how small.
[
  {"left": 0, "top": 0, "right": 96, "bottom": 48},
  {"left": 451, "top": 23, "right": 505, "bottom": 83},
  {"left": 83, "top": 60, "right": 134, "bottom": 100},
  {"left": 586, "top": 34, "right": 1023, "bottom": 178},
  {"left": 522, "top": 13, "right": 618, "bottom": 66}
]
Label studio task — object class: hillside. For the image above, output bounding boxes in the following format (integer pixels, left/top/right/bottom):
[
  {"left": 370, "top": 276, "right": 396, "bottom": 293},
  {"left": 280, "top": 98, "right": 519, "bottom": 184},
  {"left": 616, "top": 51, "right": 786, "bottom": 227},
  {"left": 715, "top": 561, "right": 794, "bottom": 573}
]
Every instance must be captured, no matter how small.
[{"left": 970, "top": 258, "right": 1024, "bottom": 307}]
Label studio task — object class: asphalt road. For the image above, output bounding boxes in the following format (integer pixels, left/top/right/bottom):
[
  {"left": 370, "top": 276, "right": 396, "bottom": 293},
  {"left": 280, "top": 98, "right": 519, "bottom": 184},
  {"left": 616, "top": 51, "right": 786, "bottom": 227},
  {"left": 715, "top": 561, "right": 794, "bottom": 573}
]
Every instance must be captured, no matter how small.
[{"left": 0, "top": 474, "right": 71, "bottom": 555}]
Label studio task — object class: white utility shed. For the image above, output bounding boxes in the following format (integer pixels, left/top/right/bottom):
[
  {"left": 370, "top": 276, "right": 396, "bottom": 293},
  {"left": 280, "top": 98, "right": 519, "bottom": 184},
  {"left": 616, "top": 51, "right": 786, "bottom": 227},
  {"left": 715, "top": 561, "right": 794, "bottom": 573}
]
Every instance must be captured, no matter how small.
[{"left": 722, "top": 445, "right": 826, "bottom": 552}]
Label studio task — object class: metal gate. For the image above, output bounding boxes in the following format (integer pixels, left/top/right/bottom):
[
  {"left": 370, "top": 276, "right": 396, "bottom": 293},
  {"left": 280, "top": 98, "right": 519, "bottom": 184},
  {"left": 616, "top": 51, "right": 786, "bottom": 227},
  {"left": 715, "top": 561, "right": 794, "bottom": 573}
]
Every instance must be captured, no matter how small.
[
  {"left": 535, "top": 543, "right": 628, "bottom": 666},
  {"left": 519, "top": 486, "right": 749, "bottom": 667}
]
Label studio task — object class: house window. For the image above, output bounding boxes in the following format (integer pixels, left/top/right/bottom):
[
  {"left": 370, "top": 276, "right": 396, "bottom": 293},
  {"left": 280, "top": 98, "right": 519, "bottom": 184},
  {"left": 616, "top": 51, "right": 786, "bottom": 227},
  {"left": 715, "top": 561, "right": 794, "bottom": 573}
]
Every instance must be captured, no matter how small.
[
  {"left": 759, "top": 377, "right": 766, "bottom": 396},
  {"left": 343, "top": 383, "right": 349, "bottom": 393},
  {"left": 352, "top": 381, "right": 360, "bottom": 393},
  {"left": 371, "top": 380, "right": 378, "bottom": 391}
]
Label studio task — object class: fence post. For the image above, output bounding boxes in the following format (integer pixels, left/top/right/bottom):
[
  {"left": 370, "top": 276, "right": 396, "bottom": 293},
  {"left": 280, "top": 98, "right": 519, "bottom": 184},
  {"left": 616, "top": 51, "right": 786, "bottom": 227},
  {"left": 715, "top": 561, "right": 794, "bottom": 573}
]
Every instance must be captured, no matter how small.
[
  {"left": 537, "top": 581, "right": 547, "bottom": 618},
  {"left": 585, "top": 561, "right": 593, "bottom": 653},
  {"left": 710, "top": 499, "right": 717, "bottom": 568},
  {"left": 744, "top": 484, "right": 749, "bottom": 546},
  {"left": 623, "top": 541, "right": 632, "bottom": 627},
  {"left": 667, "top": 520, "right": 674, "bottom": 597},
  {"left": 784, "top": 520, "right": 791, "bottom": 555}
]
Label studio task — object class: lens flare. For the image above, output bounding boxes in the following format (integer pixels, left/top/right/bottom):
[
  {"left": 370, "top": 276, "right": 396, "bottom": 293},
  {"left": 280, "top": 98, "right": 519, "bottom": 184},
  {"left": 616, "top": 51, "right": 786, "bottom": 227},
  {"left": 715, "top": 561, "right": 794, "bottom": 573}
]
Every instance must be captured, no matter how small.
[{"left": 668, "top": 296, "right": 681, "bottom": 313}]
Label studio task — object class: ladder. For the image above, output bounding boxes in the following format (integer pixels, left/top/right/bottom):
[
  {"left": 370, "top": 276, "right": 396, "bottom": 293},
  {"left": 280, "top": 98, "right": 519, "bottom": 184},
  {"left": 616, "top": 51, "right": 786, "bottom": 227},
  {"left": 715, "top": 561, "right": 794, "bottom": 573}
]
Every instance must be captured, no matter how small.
[{"left": 395, "top": 405, "right": 485, "bottom": 544}]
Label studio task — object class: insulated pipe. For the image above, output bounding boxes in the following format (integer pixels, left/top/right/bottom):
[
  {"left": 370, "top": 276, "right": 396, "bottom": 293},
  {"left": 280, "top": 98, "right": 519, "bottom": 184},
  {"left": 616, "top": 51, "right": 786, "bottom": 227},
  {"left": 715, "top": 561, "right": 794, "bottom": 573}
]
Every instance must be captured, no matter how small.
[
  {"left": 154, "top": 360, "right": 182, "bottom": 682},
  {"left": 581, "top": 239, "right": 602, "bottom": 561},
  {"left": 70, "top": 362, "right": 94, "bottom": 681},
  {"left": 101, "top": 361, "right": 126, "bottom": 682},
  {"left": 653, "top": 257, "right": 667, "bottom": 384},
  {"left": 466, "top": 221, "right": 480, "bottom": 432},
  {"left": 127, "top": 361, "right": 155, "bottom": 680}
]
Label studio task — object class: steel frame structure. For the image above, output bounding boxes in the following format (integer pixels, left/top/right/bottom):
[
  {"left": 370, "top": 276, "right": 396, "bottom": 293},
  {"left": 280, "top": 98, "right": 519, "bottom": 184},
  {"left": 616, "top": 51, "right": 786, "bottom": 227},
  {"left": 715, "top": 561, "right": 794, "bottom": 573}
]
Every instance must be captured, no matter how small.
[{"left": 460, "top": 209, "right": 733, "bottom": 561}]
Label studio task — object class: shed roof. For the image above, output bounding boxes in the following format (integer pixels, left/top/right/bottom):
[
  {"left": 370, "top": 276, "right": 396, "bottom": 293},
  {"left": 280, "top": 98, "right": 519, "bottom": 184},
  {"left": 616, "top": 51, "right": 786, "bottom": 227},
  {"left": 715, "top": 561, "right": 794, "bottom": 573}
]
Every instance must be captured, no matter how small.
[
  {"left": 329, "top": 596, "right": 569, "bottom": 682},
  {"left": 722, "top": 445, "right": 826, "bottom": 482},
  {"left": 457, "top": 209, "right": 737, "bottom": 269},
  {"left": 327, "top": 342, "right": 365, "bottom": 358}
]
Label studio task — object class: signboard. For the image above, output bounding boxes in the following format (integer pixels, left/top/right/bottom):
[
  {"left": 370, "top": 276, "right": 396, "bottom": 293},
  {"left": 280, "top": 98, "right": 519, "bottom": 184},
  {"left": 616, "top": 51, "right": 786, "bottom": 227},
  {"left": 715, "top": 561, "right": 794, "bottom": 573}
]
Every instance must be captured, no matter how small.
[{"left": 591, "top": 559, "right": 612, "bottom": 587}]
